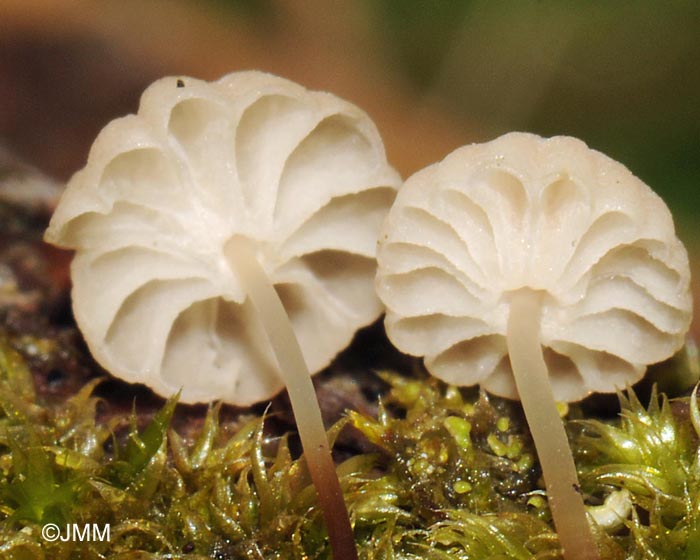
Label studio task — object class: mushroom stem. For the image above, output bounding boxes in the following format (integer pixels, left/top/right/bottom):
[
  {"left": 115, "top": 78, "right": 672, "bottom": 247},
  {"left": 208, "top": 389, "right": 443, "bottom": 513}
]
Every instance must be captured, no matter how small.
[
  {"left": 506, "top": 289, "right": 599, "bottom": 560},
  {"left": 226, "top": 237, "right": 358, "bottom": 560}
]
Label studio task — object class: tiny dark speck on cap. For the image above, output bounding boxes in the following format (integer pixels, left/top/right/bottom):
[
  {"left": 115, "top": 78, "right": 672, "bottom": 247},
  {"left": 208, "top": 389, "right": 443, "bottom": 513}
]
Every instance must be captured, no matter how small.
[{"left": 176, "top": 79, "right": 185, "bottom": 88}]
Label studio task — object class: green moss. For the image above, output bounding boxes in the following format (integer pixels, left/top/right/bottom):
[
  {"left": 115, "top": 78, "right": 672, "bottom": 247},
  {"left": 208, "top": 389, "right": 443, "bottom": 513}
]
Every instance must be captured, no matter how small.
[
  {"left": 348, "top": 372, "right": 561, "bottom": 559},
  {"left": 575, "top": 386, "right": 700, "bottom": 559},
  {"left": 2, "top": 334, "right": 700, "bottom": 559},
  {"left": 0, "top": 334, "right": 370, "bottom": 558}
]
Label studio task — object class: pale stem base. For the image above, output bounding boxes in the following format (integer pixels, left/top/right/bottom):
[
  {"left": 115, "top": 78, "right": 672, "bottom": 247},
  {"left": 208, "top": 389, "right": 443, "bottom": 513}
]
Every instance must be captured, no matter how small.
[
  {"left": 226, "top": 238, "right": 357, "bottom": 560},
  {"left": 507, "top": 289, "right": 600, "bottom": 560}
]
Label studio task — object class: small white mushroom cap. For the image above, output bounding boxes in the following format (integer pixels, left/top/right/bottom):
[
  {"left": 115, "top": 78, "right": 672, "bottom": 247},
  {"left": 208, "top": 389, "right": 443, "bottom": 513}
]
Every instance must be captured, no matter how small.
[
  {"left": 45, "top": 71, "right": 400, "bottom": 405},
  {"left": 376, "top": 132, "right": 692, "bottom": 402}
]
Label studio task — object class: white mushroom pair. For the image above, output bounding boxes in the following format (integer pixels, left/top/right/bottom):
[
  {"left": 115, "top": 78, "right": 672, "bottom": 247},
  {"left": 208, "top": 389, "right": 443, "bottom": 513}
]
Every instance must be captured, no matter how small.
[{"left": 46, "top": 72, "right": 693, "bottom": 560}]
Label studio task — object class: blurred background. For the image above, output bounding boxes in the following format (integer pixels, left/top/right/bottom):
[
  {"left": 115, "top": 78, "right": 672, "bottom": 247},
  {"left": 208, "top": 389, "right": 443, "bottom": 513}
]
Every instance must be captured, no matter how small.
[{"left": 1, "top": 0, "right": 698, "bottom": 264}]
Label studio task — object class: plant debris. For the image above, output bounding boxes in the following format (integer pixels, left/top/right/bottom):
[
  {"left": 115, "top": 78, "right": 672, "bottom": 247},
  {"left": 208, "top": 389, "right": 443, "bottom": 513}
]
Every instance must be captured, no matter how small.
[{"left": 2, "top": 332, "right": 700, "bottom": 559}]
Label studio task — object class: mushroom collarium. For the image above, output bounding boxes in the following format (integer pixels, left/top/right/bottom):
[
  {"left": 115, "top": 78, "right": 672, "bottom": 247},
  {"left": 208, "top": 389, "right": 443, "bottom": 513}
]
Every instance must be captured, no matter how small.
[
  {"left": 375, "top": 132, "right": 693, "bottom": 560},
  {"left": 44, "top": 71, "right": 400, "bottom": 559}
]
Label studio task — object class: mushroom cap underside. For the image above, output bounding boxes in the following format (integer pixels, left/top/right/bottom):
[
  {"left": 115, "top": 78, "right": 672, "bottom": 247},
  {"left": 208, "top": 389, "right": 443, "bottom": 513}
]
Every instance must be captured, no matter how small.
[
  {"left": 46, "top": 71, "right": 401, "bottom": 405},
  {"left": 376, "top": 132, "right": 693, "bottom": 402}
]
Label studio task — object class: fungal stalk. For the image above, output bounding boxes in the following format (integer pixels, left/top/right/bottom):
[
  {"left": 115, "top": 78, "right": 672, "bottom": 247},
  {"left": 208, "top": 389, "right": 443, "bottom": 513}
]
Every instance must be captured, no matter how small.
[
  {"left": 507, "top": 289, "right": 597, "bottom": 559},
  {"left": 227, "top": 237, "right": 356, "bottom": 559}
]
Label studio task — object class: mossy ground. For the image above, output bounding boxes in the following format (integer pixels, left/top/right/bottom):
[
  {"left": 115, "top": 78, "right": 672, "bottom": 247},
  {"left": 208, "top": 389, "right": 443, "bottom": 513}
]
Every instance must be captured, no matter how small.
[{"left": 0, "top": 331, "right": 699, "bottom": 559}]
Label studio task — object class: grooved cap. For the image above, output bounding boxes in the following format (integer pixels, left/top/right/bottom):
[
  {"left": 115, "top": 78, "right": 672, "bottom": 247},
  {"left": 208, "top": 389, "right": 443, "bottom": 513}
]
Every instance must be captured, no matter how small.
[
  {"left": 376, "top": 132, "right": 692, "bottom": 401},
  {"left": 46, "top": 71, "right": 400, "bottom": 405}
]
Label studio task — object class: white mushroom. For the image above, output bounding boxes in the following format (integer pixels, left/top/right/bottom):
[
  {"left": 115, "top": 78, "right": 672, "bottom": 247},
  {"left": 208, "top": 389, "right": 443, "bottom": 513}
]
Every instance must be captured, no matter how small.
[
  {"left": 376, "top": 132, "right": 692, "bottom": 560},
  {"left": 45, "top": 71, "right": 400, "bottom": 559}
]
